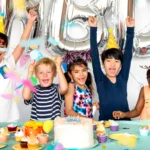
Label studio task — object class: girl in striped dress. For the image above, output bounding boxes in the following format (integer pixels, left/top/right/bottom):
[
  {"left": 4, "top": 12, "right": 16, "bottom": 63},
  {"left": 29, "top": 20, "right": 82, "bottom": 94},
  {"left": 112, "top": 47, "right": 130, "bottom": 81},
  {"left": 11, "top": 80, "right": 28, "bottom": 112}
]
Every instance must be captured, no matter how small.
[{"left": 22, "top": 56, "right": 68, "bottom": 120}]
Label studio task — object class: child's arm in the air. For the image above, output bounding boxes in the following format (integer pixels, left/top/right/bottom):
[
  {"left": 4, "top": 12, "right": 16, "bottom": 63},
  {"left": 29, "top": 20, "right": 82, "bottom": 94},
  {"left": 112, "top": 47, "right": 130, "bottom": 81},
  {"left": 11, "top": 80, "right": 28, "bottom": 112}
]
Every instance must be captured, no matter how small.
[
  {"left": 120, "top": 17, "right": 135, "bottom": 81},
  {"left": 88, "top": 16, "right": 104, "bottom": 83},
  {"left": 55, "top": 56, "right": 68, "bottom": 95},
  {"left": 12, "top": 9, "right": 37, "bottom": 63}
]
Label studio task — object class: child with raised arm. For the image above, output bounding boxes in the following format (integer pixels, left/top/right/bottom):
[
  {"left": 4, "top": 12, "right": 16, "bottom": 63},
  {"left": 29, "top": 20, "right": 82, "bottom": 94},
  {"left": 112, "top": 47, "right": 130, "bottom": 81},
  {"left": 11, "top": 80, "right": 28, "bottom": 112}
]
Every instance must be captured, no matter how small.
[
  {"left": 64, "top": 57, "right": 99, "bottom": 118},
  {"left": 88, "top": 16, "right": 135, "bottom": 120},
  {"left": 22, "top": 56, "right": 68, "bottom": 121},
  {"left": 113, "top": 69, "right": 150, "bottom": 120},
  {"left": 0, "top": 9, "right": 37, "bottom": 122}
]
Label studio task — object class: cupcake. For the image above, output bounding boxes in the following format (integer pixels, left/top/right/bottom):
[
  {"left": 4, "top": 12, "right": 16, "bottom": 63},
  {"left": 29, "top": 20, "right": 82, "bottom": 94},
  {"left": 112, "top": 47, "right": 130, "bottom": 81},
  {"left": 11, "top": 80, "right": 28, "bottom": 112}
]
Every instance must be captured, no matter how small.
[
  {"left": 37, "top": 133, "right": 49, "bottom": 144},
  {"left": 0, "top": 128, "right": 8, "bottom": 142},
  {"left": 7, "top": 124, "right": 17, "bottom": 132},
  {"left": 97, "top": 133, "right": 108, "bottom": 143},
  {"left": 110, "top": 121, "right": 119, "bottom": 131},
  {"left": 24, "top": 120, "right": 43, "bottom": 136},
  {"left": 96, "top": 122, "right": 106, "bottom": 135},
  {"left": 93, "top": 121, "right": 97, "bottom": 130},
  {"left": 140, "top": 127, "right": 149, "bottom": 136},
  {"left": 20, "top": 137, "right": 28, "bottom": 148},
  {"left": 15, "top": 130, "right": 24, "bottom": 142},
  {"left": 27, "top": 135, "right": 39, "bottom": 150}
]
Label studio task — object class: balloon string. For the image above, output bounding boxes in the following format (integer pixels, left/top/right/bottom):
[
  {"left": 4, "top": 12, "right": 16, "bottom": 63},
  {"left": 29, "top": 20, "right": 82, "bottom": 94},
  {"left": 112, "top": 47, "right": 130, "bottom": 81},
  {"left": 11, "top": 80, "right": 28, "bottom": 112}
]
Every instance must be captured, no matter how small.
[
  {"left": 136, "top": 22, "right": 150, "bottom": 36},
  {"left": 129, "top": 72, "right": 143, "bottom": 87}
]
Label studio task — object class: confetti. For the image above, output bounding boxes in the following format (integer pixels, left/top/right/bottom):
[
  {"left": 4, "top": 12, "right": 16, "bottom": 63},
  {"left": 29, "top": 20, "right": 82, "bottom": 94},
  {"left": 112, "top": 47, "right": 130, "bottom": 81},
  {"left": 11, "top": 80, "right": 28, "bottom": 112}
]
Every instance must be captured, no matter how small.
[
  {"left": 102, "top": 145, "right": 106, "bottom": 149},
  {"left": 48, "top": 37, "right": 59, "bottom": 46}
]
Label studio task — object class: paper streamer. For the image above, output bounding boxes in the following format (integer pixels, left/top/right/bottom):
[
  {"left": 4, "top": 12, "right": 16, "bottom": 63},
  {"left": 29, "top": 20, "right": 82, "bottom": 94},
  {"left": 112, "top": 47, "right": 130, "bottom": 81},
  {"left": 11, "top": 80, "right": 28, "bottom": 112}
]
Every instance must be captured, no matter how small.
[
  {"left": 15, "top": 84, "right": 23, "bottom": 90},
  {"left": 20, "top": 38, "right": 44, "bottom": 48},
  {"left": 30, "top": 49, "right": 39, "bottom": 60},
  {"left": 22, "top": 79, "right": 36, "bottom": 92},
  {"left": 0, "top": 94, "right": 14, "bottom": 100},
  {"left": 19, "top": 54, "right": 30, "bottom": 68},
  {"left": 48, "top": 37, "right": 59, "bottom": 46},
  {"left": 30, "top": 76, "right": 38, "bottom": 86},
  {"left": 30, "top": 49, "right": 43, "bottom": 62},
  {"left": 62, "top": 22, "right": 76, "bottom": 30},
  {"left": 0, "top": 48, "right": 9, "bottom": 51},
  {"left": 5, "top": 71, "right": 22, "bottom": 83},
  {"left": 62, "top": 62, "right": 67, "bottom": 73},
  {"left": 0, "top": 65, "right": 7, "bottom": 79}
]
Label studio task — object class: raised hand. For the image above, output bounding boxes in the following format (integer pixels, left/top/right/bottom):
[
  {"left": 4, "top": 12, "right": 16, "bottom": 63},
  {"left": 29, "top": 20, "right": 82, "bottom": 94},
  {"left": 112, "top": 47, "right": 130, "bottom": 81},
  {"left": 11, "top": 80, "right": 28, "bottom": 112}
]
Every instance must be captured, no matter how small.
[
  {"left": 28, "top": 60, "right": 36, "bottom": 76},
  {"left": 88, "top": 16, "right": 97, "bottom": 27},
  {"left": 126, "top": 16, "right": 135, "bottom": 27},
  {"left": 27, "top": 9, "right": 38, "bottom": 22},
  {"left": 54, "top": 56, "right": 63, "bottom": 67}
]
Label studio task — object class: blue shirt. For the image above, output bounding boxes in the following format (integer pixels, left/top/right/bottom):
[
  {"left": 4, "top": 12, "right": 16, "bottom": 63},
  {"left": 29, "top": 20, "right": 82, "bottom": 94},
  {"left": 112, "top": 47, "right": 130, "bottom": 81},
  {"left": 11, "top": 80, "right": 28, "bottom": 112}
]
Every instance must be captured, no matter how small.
[{"left": 90, "top": 27, "right": 134, "bottom": 120}]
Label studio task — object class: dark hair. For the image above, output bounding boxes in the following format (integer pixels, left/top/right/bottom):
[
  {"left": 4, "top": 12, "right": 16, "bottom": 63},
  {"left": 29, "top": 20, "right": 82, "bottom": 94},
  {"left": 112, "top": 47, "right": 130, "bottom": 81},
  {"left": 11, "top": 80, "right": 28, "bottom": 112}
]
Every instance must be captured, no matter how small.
[
  {"left": 147, "top": 69, "right": 150, "bottom": 78},
  {"left": 65, "top": 57, "right": 92, "bottom": 90},
  {"left": 0, "top": 32, "right": 8, "bottom": 47},
  {"left": 101, "top": 48, "right": 123, "bottom": 64}
]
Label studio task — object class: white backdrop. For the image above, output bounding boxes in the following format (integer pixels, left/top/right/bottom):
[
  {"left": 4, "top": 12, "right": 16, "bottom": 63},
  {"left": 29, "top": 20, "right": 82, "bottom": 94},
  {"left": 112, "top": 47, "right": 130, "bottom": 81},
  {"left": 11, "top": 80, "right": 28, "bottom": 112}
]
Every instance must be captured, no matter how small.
[{"left": 6, "top": 0, "right": 150, "bottom": 122}]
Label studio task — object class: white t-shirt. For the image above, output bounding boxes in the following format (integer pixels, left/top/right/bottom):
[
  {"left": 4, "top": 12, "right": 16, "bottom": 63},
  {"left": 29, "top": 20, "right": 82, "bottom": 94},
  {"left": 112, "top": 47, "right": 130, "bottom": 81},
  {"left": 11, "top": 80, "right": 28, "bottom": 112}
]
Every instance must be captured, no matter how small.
[{"left": 0, "top": 55, "right": 19, "bottom": 122}]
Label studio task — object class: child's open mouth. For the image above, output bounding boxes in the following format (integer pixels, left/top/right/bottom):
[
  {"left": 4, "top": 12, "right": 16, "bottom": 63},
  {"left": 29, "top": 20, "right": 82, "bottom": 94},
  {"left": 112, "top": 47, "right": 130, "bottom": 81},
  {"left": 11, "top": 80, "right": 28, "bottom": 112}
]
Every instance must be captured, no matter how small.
[
  {"left": 109, "top": 68, "right": 116, "bottom": 74},
  {"left": 42, "top": 79, "right": 49, "bottom": 83}
]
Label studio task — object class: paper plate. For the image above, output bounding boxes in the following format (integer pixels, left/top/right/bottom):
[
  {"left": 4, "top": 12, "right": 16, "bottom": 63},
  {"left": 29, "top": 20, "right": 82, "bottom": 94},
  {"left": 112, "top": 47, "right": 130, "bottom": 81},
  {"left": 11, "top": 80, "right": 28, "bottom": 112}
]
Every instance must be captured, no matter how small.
[
  {"left": 0, "top": 144, "right": 7, "bottom": 149},
  {"left": 12, "top": 144, "right": 44, "bottom": 150},
  {"left": 51, "top": 139, "right": 98, "bottom": 150},
  {"left": 109, "top": 133, "right": 138, "bottom": 141}
]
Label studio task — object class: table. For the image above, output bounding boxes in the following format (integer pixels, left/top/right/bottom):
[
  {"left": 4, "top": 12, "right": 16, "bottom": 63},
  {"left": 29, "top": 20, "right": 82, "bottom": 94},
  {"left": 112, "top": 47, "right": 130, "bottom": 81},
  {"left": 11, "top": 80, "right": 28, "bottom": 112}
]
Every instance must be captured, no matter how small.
[{"left": 0, "top": 120, "right": 150, "bottom": 150}]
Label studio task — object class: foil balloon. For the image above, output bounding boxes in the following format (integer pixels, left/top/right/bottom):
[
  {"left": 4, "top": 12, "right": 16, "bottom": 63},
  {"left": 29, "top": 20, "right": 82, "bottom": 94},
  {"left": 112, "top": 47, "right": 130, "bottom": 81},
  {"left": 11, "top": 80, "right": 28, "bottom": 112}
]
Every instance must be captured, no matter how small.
[
  {"left": 45, "top": 0, "right": 128, "bottom": 63},
  {"left": 133, "top": 0, "right": 150, "bottom": 57}
]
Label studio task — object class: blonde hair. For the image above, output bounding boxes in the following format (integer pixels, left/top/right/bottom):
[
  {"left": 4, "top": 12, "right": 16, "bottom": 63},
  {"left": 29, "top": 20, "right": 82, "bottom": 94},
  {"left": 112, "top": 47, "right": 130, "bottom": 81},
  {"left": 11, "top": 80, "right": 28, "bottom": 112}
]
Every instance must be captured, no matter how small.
[{"left": 34, "top": 58, "right": 56, "bottom": 73}]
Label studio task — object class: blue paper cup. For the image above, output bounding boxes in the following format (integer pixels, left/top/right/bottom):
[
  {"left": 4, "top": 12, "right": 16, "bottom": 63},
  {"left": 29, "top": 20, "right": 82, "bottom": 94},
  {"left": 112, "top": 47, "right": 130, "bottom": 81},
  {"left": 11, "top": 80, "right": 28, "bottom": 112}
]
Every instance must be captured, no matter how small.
[{"left": 140, "top": 128, "right": 149, "bottom": 136}]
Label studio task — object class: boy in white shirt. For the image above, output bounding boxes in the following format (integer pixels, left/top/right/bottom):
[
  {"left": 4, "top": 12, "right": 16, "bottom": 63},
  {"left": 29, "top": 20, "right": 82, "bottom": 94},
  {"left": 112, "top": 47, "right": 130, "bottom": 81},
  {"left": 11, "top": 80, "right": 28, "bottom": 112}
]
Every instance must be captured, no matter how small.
[{"left": 0, "top": 9, "right": 37, "bottom": 122}]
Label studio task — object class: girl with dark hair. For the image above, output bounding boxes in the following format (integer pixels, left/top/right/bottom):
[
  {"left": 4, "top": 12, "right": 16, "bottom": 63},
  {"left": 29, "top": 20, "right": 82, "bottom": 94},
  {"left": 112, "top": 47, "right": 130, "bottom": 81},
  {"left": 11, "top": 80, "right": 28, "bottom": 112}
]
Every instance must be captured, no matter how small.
[
  {"left": 113, "top": 69, "right": 150, "bottom": 120},
  {"left": 64, "top": 57, "right": 99, "bottom": 118}
]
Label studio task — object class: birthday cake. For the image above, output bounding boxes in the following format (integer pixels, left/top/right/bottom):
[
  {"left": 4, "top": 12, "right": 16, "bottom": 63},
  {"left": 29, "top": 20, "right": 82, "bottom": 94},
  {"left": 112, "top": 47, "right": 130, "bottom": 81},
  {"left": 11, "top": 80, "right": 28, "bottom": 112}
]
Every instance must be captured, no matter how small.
[{"left": 54, "top": 117, "right": 94, "bottom": 149}]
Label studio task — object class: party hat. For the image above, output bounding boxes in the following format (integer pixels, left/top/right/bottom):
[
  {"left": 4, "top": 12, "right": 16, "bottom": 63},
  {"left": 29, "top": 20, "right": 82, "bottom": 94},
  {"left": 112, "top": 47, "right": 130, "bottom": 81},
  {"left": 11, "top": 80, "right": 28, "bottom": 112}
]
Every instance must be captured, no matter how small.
[
  {"left": 106, "top": 28, "right": 119, "bottom": 50},
  {"left": 0, "top": 16, "right": 5, "bottom": 34}
]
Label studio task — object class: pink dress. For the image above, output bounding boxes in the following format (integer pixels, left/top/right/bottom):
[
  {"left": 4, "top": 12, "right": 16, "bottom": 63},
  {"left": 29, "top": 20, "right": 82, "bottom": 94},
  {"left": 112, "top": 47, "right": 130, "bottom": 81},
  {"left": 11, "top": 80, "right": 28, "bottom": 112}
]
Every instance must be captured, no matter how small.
[{"left": 140, "top": 86, "right": 150, "bottom": 120}]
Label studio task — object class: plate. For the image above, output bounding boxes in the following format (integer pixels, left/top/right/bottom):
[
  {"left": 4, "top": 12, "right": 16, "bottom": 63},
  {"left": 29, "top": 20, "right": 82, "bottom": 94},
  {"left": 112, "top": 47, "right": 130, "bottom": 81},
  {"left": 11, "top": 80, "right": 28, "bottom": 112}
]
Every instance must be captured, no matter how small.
[
  {"left": 51, "top": 139, "right": 98, "bottom": 150},
  {"left": 12, "top": 144, "right": 44, "bottom": 150},
  {"left": 109, "top": 133, "right": 138, "bottom": 141},
  {"left": 0, "top": 144, "right": 7, "bottom": 149}
]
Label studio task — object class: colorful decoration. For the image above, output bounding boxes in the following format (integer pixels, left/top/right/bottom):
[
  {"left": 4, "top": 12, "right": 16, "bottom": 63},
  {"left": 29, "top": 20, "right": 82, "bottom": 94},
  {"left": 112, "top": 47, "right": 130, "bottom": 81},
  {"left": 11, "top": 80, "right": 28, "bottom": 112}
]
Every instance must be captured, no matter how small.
[
  {"left": 19, "top": 55, "right": 30, "bottom": 68},
  {"left": 0, "top": 94, "right": 14, "bottom": 100},
  {"left": 43, "top": 120, "right": 53, "bottom": 134},
  {"left": 48, "top": 37, "right": 59, "bottom": 46},
  {"left": 22, "top": 79, "right": 36, "bottom": 92},
  {"left": 61, "top": 62, "right": 67, "bottom": 73},
  {"left": 20, "top": 38, "right": 44, "bottom": 48},
  {"left": 30, "top": 49, "right": 44, "bottom": 62},
  {"left": 30, "top": 76, "right": 38, "bottom": 86},
  {"left": 63, "top": 51, "right": 91, "bottom": 64}
]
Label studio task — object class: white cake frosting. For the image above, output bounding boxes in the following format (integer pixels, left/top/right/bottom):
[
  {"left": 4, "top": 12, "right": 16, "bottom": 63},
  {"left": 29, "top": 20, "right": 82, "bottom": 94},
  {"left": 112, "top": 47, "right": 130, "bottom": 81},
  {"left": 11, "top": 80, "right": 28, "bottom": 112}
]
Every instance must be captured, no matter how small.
[{"left": 54, "top": 117, "right": 94, "bottom": 149}]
